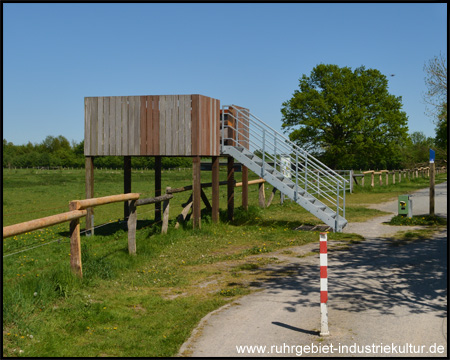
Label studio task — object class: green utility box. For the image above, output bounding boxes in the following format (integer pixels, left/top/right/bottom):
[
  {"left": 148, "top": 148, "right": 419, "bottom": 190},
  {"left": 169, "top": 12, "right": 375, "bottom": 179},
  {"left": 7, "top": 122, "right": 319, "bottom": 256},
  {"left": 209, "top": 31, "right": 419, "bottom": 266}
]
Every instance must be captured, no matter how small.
[{"left": 398, "top": 195, "right": 412, "bottom": 217}]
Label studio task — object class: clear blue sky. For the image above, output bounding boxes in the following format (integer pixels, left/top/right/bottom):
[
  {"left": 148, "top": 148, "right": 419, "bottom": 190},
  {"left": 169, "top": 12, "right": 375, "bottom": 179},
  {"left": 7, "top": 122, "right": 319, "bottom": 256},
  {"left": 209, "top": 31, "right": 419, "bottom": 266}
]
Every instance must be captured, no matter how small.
[{"left": 3, "top": 3, "right": 447, "bottom": 146}]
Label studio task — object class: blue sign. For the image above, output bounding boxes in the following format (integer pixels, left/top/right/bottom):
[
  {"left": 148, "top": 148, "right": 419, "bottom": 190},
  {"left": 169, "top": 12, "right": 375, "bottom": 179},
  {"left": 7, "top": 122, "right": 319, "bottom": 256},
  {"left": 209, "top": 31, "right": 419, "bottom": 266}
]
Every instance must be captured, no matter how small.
[{"left": 430, "top": 149, "right": 435, "bottom": 163}]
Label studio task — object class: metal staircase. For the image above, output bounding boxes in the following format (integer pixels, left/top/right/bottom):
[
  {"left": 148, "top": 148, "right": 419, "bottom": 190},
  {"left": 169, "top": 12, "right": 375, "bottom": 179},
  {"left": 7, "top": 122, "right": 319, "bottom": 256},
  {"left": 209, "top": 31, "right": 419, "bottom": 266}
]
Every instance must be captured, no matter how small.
[{"left": 221, "top": 105, "right": 348, "bottom": 232}]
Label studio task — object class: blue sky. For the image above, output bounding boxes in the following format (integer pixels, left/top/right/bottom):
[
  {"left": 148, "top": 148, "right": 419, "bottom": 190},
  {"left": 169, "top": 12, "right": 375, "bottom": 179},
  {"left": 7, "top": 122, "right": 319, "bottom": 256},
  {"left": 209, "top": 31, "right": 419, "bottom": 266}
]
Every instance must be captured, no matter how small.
[{"left": 3, "top": 3, "right": 447, "bottom": 146}]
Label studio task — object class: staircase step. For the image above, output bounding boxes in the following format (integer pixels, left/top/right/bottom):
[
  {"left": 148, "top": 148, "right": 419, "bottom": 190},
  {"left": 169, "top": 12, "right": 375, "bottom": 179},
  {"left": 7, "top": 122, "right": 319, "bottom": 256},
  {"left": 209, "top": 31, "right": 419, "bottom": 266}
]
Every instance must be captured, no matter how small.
[{"left": 221, "top": 138, "right": 347, "bottom": 232}]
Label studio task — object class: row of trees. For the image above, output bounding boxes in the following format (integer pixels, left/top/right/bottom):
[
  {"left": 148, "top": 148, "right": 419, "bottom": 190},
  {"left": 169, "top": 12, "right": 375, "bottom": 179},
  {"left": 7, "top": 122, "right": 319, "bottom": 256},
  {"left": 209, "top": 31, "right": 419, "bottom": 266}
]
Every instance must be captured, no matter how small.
[
  {"left": 2, "top": 129, "right": 441, "bottom": 171},
  {"left": 2, "top": 136, "right": 193, "bottom": 170},
  {"left": 281, "top": 59, "right": 447, "bottom": 170}
]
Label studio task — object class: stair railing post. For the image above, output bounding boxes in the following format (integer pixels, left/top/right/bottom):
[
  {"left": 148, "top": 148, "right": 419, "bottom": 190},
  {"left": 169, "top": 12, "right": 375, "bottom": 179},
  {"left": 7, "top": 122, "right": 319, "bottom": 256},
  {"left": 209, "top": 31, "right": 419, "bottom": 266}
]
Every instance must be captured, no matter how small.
[
  {"left": 295, "top": 151, "right": 299, "bottom": 202},
  {"left": 305, "top": 153, "right": 308, "bottom": 193},
  {"left": 261, "top": 129, "right": 266, "bottom": 178},
  {"left": 343, "top": 179, "right": 346, "bottom": 220},
  {"left": 317, "top": 170, "right": 320, "bottom": 197},
  {"left": 235, "top": 108, "right": 239, "bottom": 146},
  {"left": 274, "top": 132, "right": 277, "bottom": 173},
  {"left": 336, "top": 181, "right": 340, "bottom": 232}
]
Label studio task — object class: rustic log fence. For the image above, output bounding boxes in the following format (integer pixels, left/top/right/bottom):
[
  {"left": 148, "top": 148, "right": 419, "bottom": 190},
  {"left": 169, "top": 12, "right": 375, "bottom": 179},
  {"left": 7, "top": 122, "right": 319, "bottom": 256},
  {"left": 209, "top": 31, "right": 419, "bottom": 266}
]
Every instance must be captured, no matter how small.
[
  {"left": 3, "top": 192, "right": 173, "bottom": 278},
  {"left": 353, "top": 166, "right": 446, "bottom": 188}
]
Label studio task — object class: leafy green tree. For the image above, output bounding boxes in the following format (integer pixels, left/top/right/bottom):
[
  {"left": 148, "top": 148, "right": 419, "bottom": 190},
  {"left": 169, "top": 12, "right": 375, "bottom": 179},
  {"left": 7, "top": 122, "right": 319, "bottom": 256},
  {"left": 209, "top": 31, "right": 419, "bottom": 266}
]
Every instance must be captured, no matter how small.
[
  {"left": 281, "top": 64, "right": 409, "bottom": 169},
  {"left": 434, "top": 102, "right": 447, "bottom": 150},
  {"left": 400, "top": 131, "right": 435, "bottom": 168}
]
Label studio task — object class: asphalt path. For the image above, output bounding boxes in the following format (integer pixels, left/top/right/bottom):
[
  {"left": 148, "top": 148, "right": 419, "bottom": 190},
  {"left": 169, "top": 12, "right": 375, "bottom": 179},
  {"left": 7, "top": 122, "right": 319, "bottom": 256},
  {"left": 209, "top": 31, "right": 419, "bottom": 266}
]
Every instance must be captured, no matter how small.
[{"left": 179, "top": 182, "right": 447, "bottom": 357}]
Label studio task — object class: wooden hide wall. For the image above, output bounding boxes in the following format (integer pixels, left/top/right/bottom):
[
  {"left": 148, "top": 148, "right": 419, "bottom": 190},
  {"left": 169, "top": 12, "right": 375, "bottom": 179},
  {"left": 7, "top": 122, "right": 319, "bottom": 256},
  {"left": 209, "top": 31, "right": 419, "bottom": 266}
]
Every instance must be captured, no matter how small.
[{"left": 84, "top": 94, "right": 220, "bottom": 157}]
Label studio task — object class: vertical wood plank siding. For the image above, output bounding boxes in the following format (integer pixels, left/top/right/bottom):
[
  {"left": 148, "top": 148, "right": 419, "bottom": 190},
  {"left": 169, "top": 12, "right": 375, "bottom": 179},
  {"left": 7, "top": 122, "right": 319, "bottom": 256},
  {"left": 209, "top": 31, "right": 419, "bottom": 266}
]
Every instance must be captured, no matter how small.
[
  {"left": 191, "top": 95, "right": 199, "bottom": 156},
  {"left": 103, "top": 97, "right": 110, "bottom": 155},
  {"left": 121, "top": 97, "right": 128, "bottom": 156},
  {"left": 85, "top": 94, "right": 219, "bottom": 156},
  {"left": 97, "top": 97, "right": 104, "bottom": 155},
  {"left": 84, "top": 98, "right": 90, "bottom": 155}
]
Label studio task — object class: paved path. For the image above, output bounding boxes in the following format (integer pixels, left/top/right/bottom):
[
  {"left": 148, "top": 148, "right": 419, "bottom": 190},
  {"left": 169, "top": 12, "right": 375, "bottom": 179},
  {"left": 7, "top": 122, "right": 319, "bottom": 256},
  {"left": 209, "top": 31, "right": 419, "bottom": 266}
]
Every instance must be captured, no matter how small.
[{"left": 179, "top": 183, "right": 447, "bottom": 357}]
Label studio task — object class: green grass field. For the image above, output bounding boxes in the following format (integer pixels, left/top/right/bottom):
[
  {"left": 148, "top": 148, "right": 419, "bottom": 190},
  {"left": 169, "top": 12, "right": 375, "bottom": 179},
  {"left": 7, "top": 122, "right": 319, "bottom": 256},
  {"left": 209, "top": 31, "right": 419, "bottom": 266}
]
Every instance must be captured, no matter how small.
[{"left": 2, "top": 167, "right": 447, "bottom": 357}]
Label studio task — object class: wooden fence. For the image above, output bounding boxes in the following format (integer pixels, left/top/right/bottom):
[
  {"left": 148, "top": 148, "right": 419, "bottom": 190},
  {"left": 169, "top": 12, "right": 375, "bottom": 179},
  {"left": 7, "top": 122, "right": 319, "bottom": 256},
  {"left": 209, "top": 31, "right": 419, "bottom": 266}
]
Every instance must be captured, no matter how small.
[
  {"left": 3, "top": 193, "right": 173, "bottom": 278},
  {"left": 352, "top": 166, "right": 447, "bottom": 188},
  {"left": 2, "top": 178, "right": 276, "bottom": 278}
]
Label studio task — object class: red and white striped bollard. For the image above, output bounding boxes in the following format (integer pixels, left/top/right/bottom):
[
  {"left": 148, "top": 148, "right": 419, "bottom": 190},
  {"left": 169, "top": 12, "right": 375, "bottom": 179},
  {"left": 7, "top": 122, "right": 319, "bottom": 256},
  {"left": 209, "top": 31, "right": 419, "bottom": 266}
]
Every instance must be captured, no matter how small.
[{"left": 320, "top": 232, "right": 329, "bottom": 336}]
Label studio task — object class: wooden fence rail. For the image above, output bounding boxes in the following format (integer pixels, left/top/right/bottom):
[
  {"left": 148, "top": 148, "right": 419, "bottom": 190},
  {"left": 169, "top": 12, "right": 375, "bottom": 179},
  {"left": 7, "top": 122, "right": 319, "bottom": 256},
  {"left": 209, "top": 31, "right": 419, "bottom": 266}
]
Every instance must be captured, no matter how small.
[
  {"left": 354, "top": 166, "right": 446, "bottom": 188},
  {"left": 3, "top": 210, "right": 87, "bottom": 239},
  {"left": 3, "top": 192, "right": 173, "bottom": 279}
]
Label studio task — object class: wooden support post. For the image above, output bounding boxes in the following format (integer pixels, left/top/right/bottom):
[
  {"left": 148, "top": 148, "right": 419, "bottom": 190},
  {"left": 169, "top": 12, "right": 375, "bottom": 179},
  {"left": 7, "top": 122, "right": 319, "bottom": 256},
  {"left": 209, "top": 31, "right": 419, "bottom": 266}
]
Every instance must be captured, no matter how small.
[
  {"left": 211, "top": 156, "right": 219, "bottom": 223},
  {"left": 162, "top": 187, "right": 171, "bottom": 234},
  {"left": 371, "top": 172, "right": 374, "bottom": 187},
  {"left": 258, "top": 181, "right": 266, "bottom": 208},
  {"left": 155, "top": 156, "right": 162, "bottom": 222},
  {"left": 127, "top": 199, "right": 137, "bottom": 255},
  {"left": 266, "top": 187, "right": 277, "bottom": 207},
  {"left": 193, "top": 157, "right": 201, "bottom": 229},
  {"left": 69, "top": 201, "right": 83, "bottom": 278},
  {"left": 227, "top": 156, "right": 235, "bottom": 221},
  {"left": 242, "top": 165, "right": 249, "bottom": 211},
  {"left": 85, "top": 157, "right": 94, "bottom": 236},
  {"left": 430, "top": 162, "right": 435, "bottom": 216},
  {"left": 200, "top": 189, "right": 212, "bottom": 210},
  {"left": 379, "top": 173, "right": 382, "bottom": 186},
  {"left": 124, "top": 156, "right": 132, "bottom": 225},
  {"left": 175, "top": 197, "right": 193, "bottom": 229}
]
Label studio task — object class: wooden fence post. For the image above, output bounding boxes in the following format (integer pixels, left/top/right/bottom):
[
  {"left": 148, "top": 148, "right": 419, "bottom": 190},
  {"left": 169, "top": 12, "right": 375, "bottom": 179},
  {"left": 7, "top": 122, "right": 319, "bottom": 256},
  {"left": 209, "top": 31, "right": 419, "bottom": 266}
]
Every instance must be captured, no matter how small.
[
  {"left": 69, "top": 201, "right": 83, "bottom": 278},
  {"left": 227, "top": 157, "right": 235, "bottom": 221},
  {"left": 349, "top": 170, "right": 353, "bottom": 193},
  {"left": 430, "top": 162, "right": 435, "bottom": 216},
  {"left": 379, "top": 172, "right": 382, "bottom": 186},
  {"left": 192, "top": 157, "right": 201, "bottom": 229},
  {"left": 211, "top": 156, "right": 220, "bottom": 223},
  {"left": 155, "top": 156, "right": 162, "bottom": 222},
  {"left": 127, "top": 199, "right": 137, "bottom": 255},
  {"left": 85, "top": 157, "right": 94, "bottom": 236},
  {"left": 124, "top": 156, "right": 132, "bottom": 225},
  {"left": 162, "top": 187, "right": 171, "bottom": 234},
  {"left": 258, "top": 180, "right": 266, "bottom": 208},
  {"left": 371, "top": 172, "right": 374, "bottom": 187},
  {"left": 385, "top": 172, "right": 389, "bottom": 186},
  {"left": 242, "top": 165, "right": 249, "bottom": 211},
  {"left": 266, "top": 187, "right": 277, "bottom": 207}
]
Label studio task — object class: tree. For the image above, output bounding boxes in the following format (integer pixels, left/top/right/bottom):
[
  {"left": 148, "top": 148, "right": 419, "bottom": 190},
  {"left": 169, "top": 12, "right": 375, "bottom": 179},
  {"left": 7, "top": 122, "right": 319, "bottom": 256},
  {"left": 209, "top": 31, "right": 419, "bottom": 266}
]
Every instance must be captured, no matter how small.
[
  {"left": 423, "top": 53, "right": 447, "bottom": 156},
  {"left": 423, "top": 52, "right": 447, "bottom": 117},
  {"left": 434, "top": 102, "right": 447, "bottom": 149},
  {"left": 281, "top": 64, "right": 409, "bottom": 169}
]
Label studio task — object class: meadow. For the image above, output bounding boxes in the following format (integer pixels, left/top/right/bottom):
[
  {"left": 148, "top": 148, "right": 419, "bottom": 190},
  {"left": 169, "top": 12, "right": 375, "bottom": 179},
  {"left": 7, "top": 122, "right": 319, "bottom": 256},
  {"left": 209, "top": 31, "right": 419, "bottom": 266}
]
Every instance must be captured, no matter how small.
[{"left": 2, "top": 167, "right": 447, "bottom": 357}]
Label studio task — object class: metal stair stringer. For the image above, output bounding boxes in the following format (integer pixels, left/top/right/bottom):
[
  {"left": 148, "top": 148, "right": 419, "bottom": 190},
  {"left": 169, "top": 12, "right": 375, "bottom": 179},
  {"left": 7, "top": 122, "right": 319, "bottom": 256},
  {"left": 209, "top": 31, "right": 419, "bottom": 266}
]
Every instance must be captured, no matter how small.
[{"left": 222, "top": 145, "right": 348, "bottom": 232}]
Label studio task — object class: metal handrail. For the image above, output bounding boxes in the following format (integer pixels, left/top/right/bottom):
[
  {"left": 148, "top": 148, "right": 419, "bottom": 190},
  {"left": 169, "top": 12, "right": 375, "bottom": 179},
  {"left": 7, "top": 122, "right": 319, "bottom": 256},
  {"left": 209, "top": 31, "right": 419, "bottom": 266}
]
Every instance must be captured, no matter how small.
[{"left": 221, "top": 105, "right": 347, "bottom": 220}]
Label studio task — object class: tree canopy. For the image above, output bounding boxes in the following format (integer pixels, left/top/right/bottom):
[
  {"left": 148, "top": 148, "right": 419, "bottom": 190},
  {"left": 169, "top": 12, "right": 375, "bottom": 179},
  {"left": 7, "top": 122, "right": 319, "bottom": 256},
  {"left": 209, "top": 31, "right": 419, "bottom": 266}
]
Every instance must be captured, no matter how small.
[
  {"left": 281, "top": 64, "right": 409, "bottom": 169},
  {"left": 423, "top": 52, "right": 447, "bottom": 154}
]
